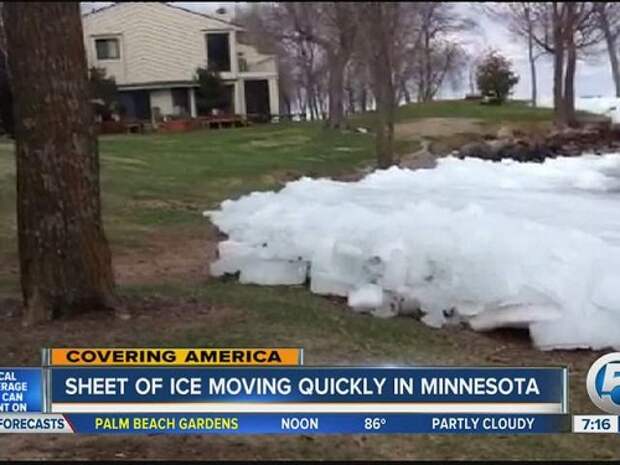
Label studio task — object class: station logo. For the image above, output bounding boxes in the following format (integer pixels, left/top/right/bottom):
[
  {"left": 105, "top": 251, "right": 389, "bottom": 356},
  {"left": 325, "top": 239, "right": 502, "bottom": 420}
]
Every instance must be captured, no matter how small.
[{"left": 587, "top": 352, "right": 620, "bottom": 414}]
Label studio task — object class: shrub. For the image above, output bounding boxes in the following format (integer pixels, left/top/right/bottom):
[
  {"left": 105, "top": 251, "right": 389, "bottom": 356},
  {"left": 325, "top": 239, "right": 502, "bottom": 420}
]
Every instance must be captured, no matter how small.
[
  {"left": 475, "top": 51, "right": 519, "bottom": 104},
  {"left": 89, "top": 67, "right": 119, "bottom": 121},
  {"left": 194, "top": 67, "right": 230, "bottom": 115}
]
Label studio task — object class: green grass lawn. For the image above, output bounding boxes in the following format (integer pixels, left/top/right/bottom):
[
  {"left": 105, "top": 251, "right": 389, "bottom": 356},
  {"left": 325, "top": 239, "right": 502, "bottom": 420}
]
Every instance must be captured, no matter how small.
[
  {"left": 100, "top": 123, "right": 379, "bottom": 231},
  {"left": 0, "top": 122, "right": 381, "bottom": 263},
  {"left": 351, "top": 99, "right": 555, "bottom": 128},
  {"left": 394, "top": 99, "right": 555, "bottom": 122},
  {"left": 1, "top": 102, "right": 617, "bottom": 460}
]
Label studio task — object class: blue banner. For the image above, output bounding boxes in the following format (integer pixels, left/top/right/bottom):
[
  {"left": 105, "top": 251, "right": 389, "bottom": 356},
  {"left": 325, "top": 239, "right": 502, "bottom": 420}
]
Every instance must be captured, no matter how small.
[
  {"left": 50, "top": 367, "right": 565, "bottom": 404},
  {"left": 63, "top": 413, "right": 569, "bottom": 434},
  {"left": 0, "top": 368, "right": 42, "bottom": 413}
]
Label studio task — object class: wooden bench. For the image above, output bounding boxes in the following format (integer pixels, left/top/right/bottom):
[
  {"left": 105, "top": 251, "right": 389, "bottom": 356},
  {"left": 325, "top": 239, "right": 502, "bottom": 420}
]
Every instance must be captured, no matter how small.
[
  {"left": 124, "top": 121, "right": 144, "bottom": 134},
  {"left": 197, "top": 116, "right": 248, "bottom": 129}
]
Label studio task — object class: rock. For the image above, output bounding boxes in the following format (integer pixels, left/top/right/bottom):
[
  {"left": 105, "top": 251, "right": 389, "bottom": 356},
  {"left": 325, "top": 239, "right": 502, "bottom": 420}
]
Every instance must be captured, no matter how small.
[
  {"left": 501, "top": 140, "right": 547, "bottom": 162},
  {"left": 399, "top": 139, "right": 437, "bottom": 170},
  {"left": 584, "top": 122, "right": 608, "bottom": 133},
  {"left": 457, "top": 125, "right": 618, "bottom": 163},
  {"left": 496, "top": 126, "right": 514, "bottom": 139},
  {"left": 457, "top": 142, "right": 494, "bottom": 160},
  {"left": 487, "top": 138, "right": 514, "bottom": 152}
]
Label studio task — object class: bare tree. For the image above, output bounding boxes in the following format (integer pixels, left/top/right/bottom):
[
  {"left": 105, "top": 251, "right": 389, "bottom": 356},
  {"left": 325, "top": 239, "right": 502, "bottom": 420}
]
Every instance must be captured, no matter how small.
[
  {"left": 412, "top": 3, "right": 474, "bottom": 102},
  {"left": 236, "top": 4, "right": 303, "bottom": 117},
  {"left": 241, "top": 3, "right": 357, "bottom": 127},
  {"left": 277, "top": 3, "right": 358, "bottom": 128},
  {"left": 4, "top": 2, "right": 114, "bottom": 324},
  {"left": 528, "top": 2, "right": 604, "bottom": 126},
  {"left": 238, "top": 3, "right": 328, "bottom": 121},
  {"left": 466, "top": 52, "right": 483, "bottom": 95},
  {"left": 346, "top": 55, "right": 373, "bottom": 112},
  {"left": 485, "top": 3, "right": 545, "bottom": 107},
  {"left": 414, "top": 40, "right": 468, "bottom": 102},
  {"left": 356, "top": 3, "right": 420, "bottom": 168},
  {"left": 318, "top": 3, "right": 358, "bottom": 127},
  {"left": 594, "top": 2, "right": 620, "bottom": 97}
]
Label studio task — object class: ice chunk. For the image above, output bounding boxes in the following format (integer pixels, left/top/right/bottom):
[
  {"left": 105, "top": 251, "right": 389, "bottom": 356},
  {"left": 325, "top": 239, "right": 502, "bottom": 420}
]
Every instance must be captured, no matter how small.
[
  {"left": 310, "top": 270, "right": 351, "bottom": 297},
  {"left": 207, "top": 154, "right": 620, "bottom": 350},
  {"left": 469, "top": 303, "right": 562, "bottom": 331},
  {"left": 421, "top": 311, "right": 447, "bottom": 328},
  {"left": 348, "top": 284, "right": 384, "bottom": 310},
  {"left": 592, "top": 274, "right": 620, "bottom": 310},
  {"left": 396, "top": 291, "right": 422, "bottom": 316},
  {"left": 332, "top": 242, "right": 366, "bottom": 285},
  {"left": 209, "top": 240, "right": 257, "bottom": 277},
  {"left": 381, "top": 250, "right": 408, "bottom": 291},
  {"left": 239, "top": 259, "right": 308, "bottom": 285}
]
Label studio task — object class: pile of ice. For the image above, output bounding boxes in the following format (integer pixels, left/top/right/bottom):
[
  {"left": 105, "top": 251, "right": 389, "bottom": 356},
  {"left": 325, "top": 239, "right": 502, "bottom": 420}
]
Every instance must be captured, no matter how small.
[
  {"left": 576, "top": 97, "right": 620, "bottom": 123},
  {"left": 540, "top": 96, "right": 620, "bottom": 123},
  {"left": 205, "top": 154, "right": 620, "bottom": 351}
]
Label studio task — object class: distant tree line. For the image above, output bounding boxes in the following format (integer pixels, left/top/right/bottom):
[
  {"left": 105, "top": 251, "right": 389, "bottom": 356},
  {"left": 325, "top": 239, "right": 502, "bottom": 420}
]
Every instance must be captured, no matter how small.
[
  {"left": 2, "top": 3, "right": 620, "bottom": 165},
  {"left": 485, "top": 2, "right": 620, "bottom": 127},
  {"left": 234, "top": 2, "right": 620, "bottom": 165},
  {"left": 235, "top": 2, "right": 476, "bottom": 167}
]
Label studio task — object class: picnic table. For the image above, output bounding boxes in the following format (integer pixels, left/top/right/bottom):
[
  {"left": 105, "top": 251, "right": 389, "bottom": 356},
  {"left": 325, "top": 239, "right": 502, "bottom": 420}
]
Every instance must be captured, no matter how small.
[
  {"left": 197, "top": 115, "right": 249, "bottom": 129},
  {"left": 124, "top": 121, "right": 145, "bottom": 134}
]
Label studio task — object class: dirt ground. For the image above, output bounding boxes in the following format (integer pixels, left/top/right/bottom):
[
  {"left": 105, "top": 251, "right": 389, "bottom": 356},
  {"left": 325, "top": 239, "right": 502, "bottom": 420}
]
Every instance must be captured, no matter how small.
[
  {"left": 112, "top": 229, "right": 217, "bottom": 286},
  {"left": 395, "top": 117, "right": 552, "bottom": 142},
  {"left": 395, "top": 117, "right": 492, "bottom": 141}
]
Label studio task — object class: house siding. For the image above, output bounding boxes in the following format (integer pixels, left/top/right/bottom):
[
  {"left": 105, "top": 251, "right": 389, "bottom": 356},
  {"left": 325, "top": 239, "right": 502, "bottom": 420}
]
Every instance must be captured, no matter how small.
[
  {"left": 83, "top": 3, "right": 279, "bottom": 117},
  {"left": 83, "top": 3, "right": 239, "bottom": 85}
]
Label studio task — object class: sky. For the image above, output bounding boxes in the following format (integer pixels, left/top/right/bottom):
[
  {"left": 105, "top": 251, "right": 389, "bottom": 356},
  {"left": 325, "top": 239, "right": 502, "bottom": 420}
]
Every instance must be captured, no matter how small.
[{"left": 81, "top": 2, "right": 617, "bottom": 103}]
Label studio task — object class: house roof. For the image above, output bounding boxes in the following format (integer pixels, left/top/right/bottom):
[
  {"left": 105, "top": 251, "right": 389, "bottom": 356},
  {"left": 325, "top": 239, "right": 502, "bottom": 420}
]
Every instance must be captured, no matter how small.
[{"left": 82, "top": 2, "right": 244, "bottom": 29}]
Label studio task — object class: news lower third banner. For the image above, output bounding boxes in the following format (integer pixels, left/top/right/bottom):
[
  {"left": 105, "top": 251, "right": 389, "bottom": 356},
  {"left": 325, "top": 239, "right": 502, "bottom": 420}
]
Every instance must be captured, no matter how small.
[{"left": 0, "top": 348, "right": 578, "bottom": 434}]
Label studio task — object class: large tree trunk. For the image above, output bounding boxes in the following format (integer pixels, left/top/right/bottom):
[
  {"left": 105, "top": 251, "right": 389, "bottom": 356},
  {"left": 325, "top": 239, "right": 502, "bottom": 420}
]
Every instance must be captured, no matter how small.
[
  {"left": 564, "top": 37, "right": 577, "bottom": 127},
  {"left": 527, "top": 22, "right": 537, "bottom": 107},
  {"left": 372, "top": 53, "right": 395, "bottom": 168},
  {"left": 552, "top": 4, "right": 567, "bottom": 127},
  {"left": 400, "top": 81, "right": 411, "bottom": 104},
  {"left": 283, "top": 94, "right": 291, "bottom": 116},
  {"left": 600, "top": 10, "right": 620, "bottom": 97},
  {"left": 296, "top": 89, "right": 306, "bottom": 119},
  {"left": 359, "top": 87, "right": 368, "bottom": 112},
  {"left": 374, "top": 89, "right": 395, "bottom": 169},
  {"left": 422, "top": 29, "right": 433, "bottom": 102},
  {"left": 326, "top": 53, "right": 347, "bottom": 129},
  {"left": 4, "top": 2, "right": 114, "bottom": 324},
  {"left": 346, "top": 83, "right": 355, "bottom": 114},
  {"left": 307, "top": 85, "right": 317, "bottom": 120},
  {"left": 563, "top": 3, "right": 577, "bottom": 127},
  {"left": 365, "top": 3, "right": 397, "bottom": 168}
]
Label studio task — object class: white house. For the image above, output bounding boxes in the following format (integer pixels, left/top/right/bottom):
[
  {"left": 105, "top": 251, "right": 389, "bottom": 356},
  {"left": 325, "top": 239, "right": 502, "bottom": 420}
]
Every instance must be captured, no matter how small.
[{"left": 82, "top": 2, "right": 279, "bottom": 121}]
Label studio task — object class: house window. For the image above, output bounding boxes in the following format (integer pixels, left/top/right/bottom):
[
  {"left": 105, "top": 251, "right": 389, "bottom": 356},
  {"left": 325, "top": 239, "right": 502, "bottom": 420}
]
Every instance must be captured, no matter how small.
[
  {"left": 95, "top": 38, "right": 120, "bottom": 60},
  {"left": 206, "top": 33, "right": 231, "bottom": 72}
]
